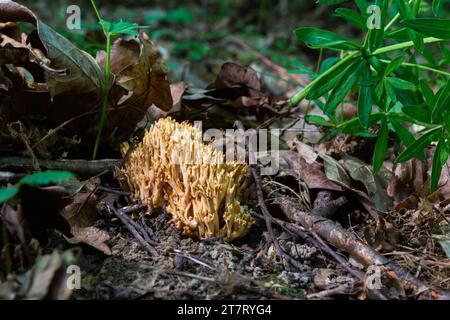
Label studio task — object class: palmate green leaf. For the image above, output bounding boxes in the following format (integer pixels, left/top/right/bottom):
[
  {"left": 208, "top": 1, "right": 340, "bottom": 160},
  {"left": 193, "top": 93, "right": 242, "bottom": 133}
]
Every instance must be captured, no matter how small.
[
  {"left": 396, "top": 127, "right": 442, "bottom": 163},
  {"left": 373, "top": 117, "right": 389, "bottom": 172},
  {"left": 324, "top": 59, "right": 365, "bottom": 117},
  {"left": 0, "top": 186, "right": 19, "bottom": 204},
  {"left": 335, "top": 8, "right": 367, "bottom": 30},
  {"left": 294, "top": 27, "right": 360, "bottom": 50},
  {"left": 102, "top": 20, "right": 145, "bottom": 36},
  {"left": 431, "top": 136, "right": 449, "bottom": 191},
  {"left": 358, "top": 62, "right": 373, "bottom": 128},
  {"left": 19, "top": 171, "right": 75, "bottom": 186},
  {"left": 402, "top": 18, "right": 450, "bottom": 39},
  {"left": 307, "top": 56, "right": 359, "bottom": 99}
]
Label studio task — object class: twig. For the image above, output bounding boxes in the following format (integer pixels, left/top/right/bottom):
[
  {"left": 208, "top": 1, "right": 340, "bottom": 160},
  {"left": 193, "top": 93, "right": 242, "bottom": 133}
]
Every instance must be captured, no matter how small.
[
  {"left": 171, "top": 249, "right": 216, "bottom": 271},
  {"left": 251, "top": 210, "right": 388, "bottom": 300},
  {"left": 0, "top": 157, "right": 122, "bottom": 177},
  {"left": 306, "top": 283, "right": 355, "bottom": 299},
  {"left": 97, "top": 186, "right": 132, "bottom": 196},
  {"left": 279, "top": 196, "right": 450, "bottom": 300},
  {"left": 234, "top": 121, "right": 303, "bottom": 270},
  {"left": 251, "top": 163, "right": 304, "bottom": 270},
  {"left": 107, "top": 204, "right": 158, "bottom": 257}
]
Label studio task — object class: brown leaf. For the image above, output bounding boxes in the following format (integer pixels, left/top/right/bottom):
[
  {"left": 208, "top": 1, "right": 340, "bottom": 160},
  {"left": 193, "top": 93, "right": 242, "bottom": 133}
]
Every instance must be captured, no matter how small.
[
  {"left": 388, "top": 150, "right": 450, "bottom": 203},
  {"left": 24, "top": 250, "right": 78, "bottom": 300},
  {"left": 283, "top": 151, "right": 344, "bottom": 192},
  {"left": 214, "top": 62, "right": 262, "bottom": 97},
  {"left": 15, "top": 185, "right": 111, "bottom": 254},
  {"left": 97, "top": 34, "right": 172, "bottom": 141},
  {"left": 60, "top": 192, "right": 112, "bottom": 255}
]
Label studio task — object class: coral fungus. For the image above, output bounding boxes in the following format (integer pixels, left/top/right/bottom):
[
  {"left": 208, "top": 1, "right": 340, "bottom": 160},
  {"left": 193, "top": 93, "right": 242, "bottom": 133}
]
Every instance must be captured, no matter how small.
[{"left": 122, "top": 118, "right": 254, "bottom": 241}]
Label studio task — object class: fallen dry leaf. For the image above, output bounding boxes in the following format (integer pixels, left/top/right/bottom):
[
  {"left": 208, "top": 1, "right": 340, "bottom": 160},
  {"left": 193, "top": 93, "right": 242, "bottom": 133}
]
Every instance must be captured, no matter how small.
[{"left": 388, "top": 148, "right": 450, "bottom": 204}]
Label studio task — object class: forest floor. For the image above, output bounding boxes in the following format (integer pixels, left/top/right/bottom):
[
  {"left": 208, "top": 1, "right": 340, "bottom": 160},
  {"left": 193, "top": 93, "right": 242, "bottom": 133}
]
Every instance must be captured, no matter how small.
[{"left": 1, "top": 1, "right": 449, "bottom": 300}]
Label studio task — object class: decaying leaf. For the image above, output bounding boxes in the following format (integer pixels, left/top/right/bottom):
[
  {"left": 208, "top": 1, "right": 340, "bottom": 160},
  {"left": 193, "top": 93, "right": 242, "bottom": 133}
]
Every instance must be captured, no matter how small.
[
  {"left": 340, "top": 155, "right": 392, "bottom": 212},
  {"left": 97, "top": 33, "right": 172, "bottom": 141},
  {"left": 178, "top": 62, "right": 276, "bottom": 129},
  {"left": 2, "top": 184, "right": 111, "bottom": 255},
  {"left": 61, "top": 192, "right": 111, "bottom": 255},
  {"left": 0, "top": 1, "right": 173, "bottom": 157},
  {"left": 388, "top": 154, "right": 450, "bottom": 204},
  {"left": 0, "top": 249, "right": 79, "bottom": 300}
]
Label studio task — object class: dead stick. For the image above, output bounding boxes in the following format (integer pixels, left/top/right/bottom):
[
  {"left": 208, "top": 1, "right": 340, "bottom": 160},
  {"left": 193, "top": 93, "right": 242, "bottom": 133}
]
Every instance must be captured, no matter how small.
[
  {"left": 251, "top": 167, "right": 304, "bottom": 270},
  {"left": 0, "top": 157, "right": 122, "bottom": 176},
  {"left": 280, "top": 196, "right": 450, "bottom": 300},
  {"left": 108, "top": 205, "right": 158, "bottom": 257},
  {"left": 251, "top": 210, "right": 388, "bottom": 300}
]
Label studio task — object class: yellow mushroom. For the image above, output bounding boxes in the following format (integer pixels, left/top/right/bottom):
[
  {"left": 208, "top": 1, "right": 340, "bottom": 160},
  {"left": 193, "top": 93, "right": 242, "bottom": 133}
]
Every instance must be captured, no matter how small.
[{"left": 121, "top": 117, "right": 254, "bottom": 241}]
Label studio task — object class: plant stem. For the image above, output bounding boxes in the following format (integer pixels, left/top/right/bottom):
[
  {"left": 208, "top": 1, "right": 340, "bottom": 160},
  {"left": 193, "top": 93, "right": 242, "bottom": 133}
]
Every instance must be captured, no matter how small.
[
  {"left": 379, "top": 59, "right": 450, "bottom": 76},
  {"left": 384, "top": 0, "right": 414, "bottom": 31},
  {"left": 287, "top": 51, "right": 360, "bottom": 108},
  {"left": 90, "top": 0, "right": 106, "bottom": 35},
  {"left": 372, "top": 37, "right": 443, "bottom": 55},
  {"left": 92, "top": 32, "right": 111, "bottom": 160}
]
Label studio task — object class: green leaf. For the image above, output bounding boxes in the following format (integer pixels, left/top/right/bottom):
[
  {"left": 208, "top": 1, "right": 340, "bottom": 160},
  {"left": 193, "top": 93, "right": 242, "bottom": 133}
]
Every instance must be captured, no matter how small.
[
  {"left": 384, "top": 56, "right": 404, "bottom": 77},
  {"left": 37, "top": 22, "right": 104, "bottom": 100},
  {"left": 432, "top": 0, "right": 444, "bottom": 16},
  {"left": 339, "top": 112, "right": 384, "bottom": 134},
  {"left": 335, "top": 8, "right": 367, "bottom": 30},
  {"left": 402, "top": 18, "right": 450, "bottom": 39},
  {"left": 396, "top": 127, "right": 442, "bottom": 162},
  {"left": 355, "top": 0, "right": 369, "bottom": 14},
  {"left": 0, "top": 186, "right": 19, "bottom": 204},
  {"left": 430, "top": 136, "right": 449, "bottom": 191},
  {"left": 305, "top": 115, "right": 334, "bottom": 127},
  {"left": 440, "top": 42, "right": 450, "bottom": 63},
  {"left": 384, "top": 80, "right": 397, "bottom": 103},
  {"left": 373, "top": 118, "right": 389, "bottom": 172},
  {"left": 389, "top": 116, "right": 415, "bottom": 146},
  {"left": 402, "top": 104, "right": 432, "bottom": 123},
  {"left": 358, "top": 62, "right": 373, "bottom": 128},
  {"left": 433, "top": 78, "right": 450, "bottom": 120},
  {"left": 307, "top": 56, "right": 359, "bottom": 99},
  {"left": 19, "top": 171, "right": 75, "bottom": 187},
  {"left": 102, "top": 20, "right": 145, "bottom": 36},
  {"left": 366, "top": 0, "right": 388, "bottom": 52},
  {"left": 294, "top": 27, "right": 360, "bottom": 50},
  {"left": 420, "top": 80, "right": 436, "bottom": 107},
  {"left": 324, "top": 59, "right": 365, "bottom": 117},
  {"left": 386, "top": 77, "right": 416, "bottom": 90}
]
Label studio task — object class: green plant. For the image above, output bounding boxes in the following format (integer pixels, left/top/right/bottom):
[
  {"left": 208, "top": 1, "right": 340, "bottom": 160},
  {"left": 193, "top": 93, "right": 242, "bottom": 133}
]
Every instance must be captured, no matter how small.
[
  {"left": 89, "top": 0, "right": 145, "bottom": 159},
  {"left": 0, "top": 171, "right": 75, "bottom": 204},
  {"left": 291, "top": 0, "right": 450, "bottom": 191}
]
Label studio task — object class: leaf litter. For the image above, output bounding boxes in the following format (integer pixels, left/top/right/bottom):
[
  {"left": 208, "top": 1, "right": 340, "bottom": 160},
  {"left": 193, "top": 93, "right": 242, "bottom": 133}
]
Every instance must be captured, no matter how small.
[{"left": 0, "top": 0, "right": 449, "bottom": 300}]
